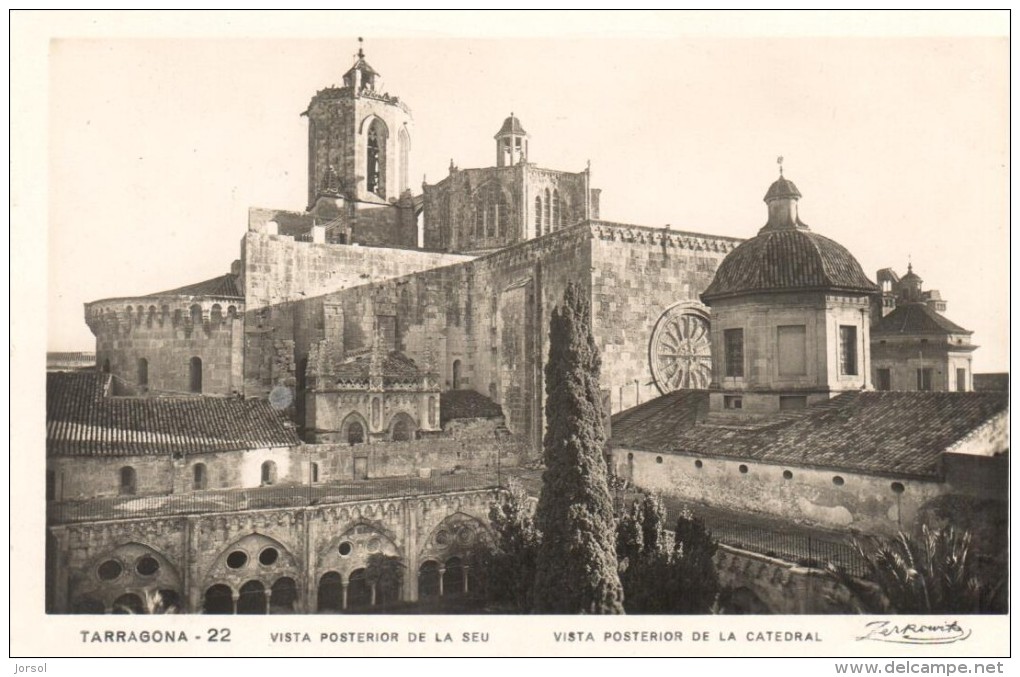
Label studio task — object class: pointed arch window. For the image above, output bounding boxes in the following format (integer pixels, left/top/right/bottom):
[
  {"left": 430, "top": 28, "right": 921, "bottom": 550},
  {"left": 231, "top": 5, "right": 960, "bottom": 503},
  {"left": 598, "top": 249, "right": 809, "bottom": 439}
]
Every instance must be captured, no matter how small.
[
  {"left": 544, "top": 188, "right": 551, "bottom": 233},
  {"left": 367, "top": 119, "right": 387, "bottom": 197},
  {"left": 497, "top": 192, "right": 510, "bottom": 237},
  {"left": 552, "top": 190, "right": 561, "bottom": 230},
  {"left": 474, "top": 203, "right": 484, "bottom": 237},
  {"left": 535, "top": 196, "right": 543, "bottom": 237},
  {"left": 485, "top": 197, "right": 497, "bottom": 238},
  {"left": 397, "top": 128, "right": 410, "bottom": 195},
  {"left": 189, "top": 357, "right": 203, "bottom": 394},
  {"left": 137, "top": 358, "right": 148, "bottom": 388}
]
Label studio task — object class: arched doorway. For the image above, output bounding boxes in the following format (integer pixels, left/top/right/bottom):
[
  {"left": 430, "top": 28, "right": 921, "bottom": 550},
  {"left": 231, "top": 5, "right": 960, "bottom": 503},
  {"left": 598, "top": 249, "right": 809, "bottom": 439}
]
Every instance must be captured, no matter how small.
[
  {"left": 203, "top": 584, "right": 234, "bottom": 614},
  {"left": 271, "top": 577, "right": 298, "bottom": 614},
  {"left": 419, "top": 560, "right": 441, "bottom": 598},
  {"left": 317, "top": 572, "right": 343, "bottom": 613},
  {"left": 347, "top": 569, "right": 372, "bottom": 610},
  {"left": 443, "top": 557, "right": 466, "bottom": 596},
  {"left": 237, "top": 580, "right": 266, "bottom": 614}
]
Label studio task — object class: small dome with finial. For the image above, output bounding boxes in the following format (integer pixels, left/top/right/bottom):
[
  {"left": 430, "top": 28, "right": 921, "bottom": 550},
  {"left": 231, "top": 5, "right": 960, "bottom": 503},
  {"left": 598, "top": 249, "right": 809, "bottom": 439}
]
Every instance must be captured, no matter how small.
[
  {"left": 701, "top": 165, "right": 877, "bottom": 303},
  {"left": 495, "top": 113, "right": 528, "bottom": 139}
]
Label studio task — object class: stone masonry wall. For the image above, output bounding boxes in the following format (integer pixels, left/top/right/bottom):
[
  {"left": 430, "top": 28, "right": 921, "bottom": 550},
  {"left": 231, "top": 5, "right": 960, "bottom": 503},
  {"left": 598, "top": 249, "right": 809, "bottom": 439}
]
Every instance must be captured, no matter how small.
[
  {"left": 612, "top": 447, "right": 947, "bottom": 536},
  {"left": 241, "top": 231, "right": 471, "bottom": 396},
  {"left": 589, "top": 223, "right": 738, "bottom": 413},
  {"left": 87, "top": 298, "right": 242, "bottom": 396}
]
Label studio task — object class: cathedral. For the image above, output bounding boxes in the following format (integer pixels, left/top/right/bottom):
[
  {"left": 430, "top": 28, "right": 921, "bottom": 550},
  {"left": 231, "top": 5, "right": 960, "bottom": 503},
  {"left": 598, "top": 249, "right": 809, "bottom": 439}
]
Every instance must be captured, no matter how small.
[
  {"left": 48, "top": 46, "right": 1007, "bottom": 615},
  {"left": 84, "top": 46, "right": 741, "bottom": 453}
]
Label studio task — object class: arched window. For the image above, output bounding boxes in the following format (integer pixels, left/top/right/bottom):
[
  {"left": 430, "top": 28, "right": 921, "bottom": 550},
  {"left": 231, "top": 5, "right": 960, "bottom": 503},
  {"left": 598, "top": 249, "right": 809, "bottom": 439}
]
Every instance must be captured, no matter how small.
[
  {"left": 101, "top": 359, "right": 111, "bottom": 374},
  {"left": 261, "top": 461, "right": 277, "bottom": 486},
  {"left": 418, "top": 561, "right": 441, "bottom": 598},
  {"left": 193, "top": 463, "right": 207, "bottom": 490},
  {"left": 367, "top": 119, "right": 387, "bottom": 196},
  {"left": 544, "top": 188, "right": 551, "bottom": 233},
  {"left": 317, "top": 572, "right": 343, "bottom": 612},
  {"left": 347, "top": 421, "right": 364, "bottom": 446},
  {"left": 390, "top": 414, "right": 414, "bottom": 442},
  {"left": 119, "top": 466, "right": 136, "bottom": 496},
  {"left": 210, "top": 304, "right": 223, "bottom": 325},
  {"left": 444, "top": 557, "right": 466, "bottom": 595},
  {"left": 310, "top": 462, "right": 319, "bottom": 483},
  {"left": 203, "top": 584, "right": 234, "bottom": 615},
  {"left": 398, "top": 127, "right": 410, "bottom": 195},
  {"left": 552, "top": 190, "right": 561, "bottom": 229},
  {"left": 485, "top": 196, "right": 497, "bottom": 238},
  {"left": 474, "top": 204, "right": 484, "bottom": 238},
  {"left": 347, "top": 569, "right": 372, "bottom": 609},
  {"left": 270, "top": 577, "right": 298, "bottom": 614},
  {"left": 137, "top": 358, "right": 148, "bottom": 388},
  {"left": 497, "top": 192, "right": 509, "bottom": 237},
  {"left": 535, "top": 196, "right": 543, "bottom": 237},
  {"left": 452, "top": 360, "right": 462, "bottom": 389},
  {"left": 190, "top": 304, "right": 203, "bottom": 325},
  {"left": 189, "top": 357, "right": 202, "bottom": 394},
  {"left": 237, "top": 580, "right": 266, "bottom": 615}
]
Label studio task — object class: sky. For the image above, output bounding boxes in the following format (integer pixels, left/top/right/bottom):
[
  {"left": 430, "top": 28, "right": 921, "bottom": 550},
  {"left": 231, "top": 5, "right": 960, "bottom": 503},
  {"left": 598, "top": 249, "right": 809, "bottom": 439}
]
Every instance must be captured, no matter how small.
[{"left": 35, "top": 14, "right": 1009, "bottom": 372}]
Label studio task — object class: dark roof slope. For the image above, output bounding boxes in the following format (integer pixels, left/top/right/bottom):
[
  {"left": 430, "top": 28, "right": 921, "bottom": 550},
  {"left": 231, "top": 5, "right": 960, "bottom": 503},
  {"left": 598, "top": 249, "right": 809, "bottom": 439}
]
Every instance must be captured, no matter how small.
[
  {"left": 47, "top": 372, "right": 299, "bottom": 457},
  {"left": 440, "top": 390, "right": 504, "bottom": 425},
  {"left": 333, "top": 351, "right": 424, "bottom": 385},
  {"left": 145, "top": 273, "right": 242, "bottom": 299},
  {"left": 611, "top": 390, "right": 1007, "bottom": 479},
  {"left": 701, "top": 230, "right": 878, "bottom": 302},
  {"left": 873, "top": 302, "right": 970, "bottom": 335},
  {"left": 495, "top": 114, "right": 527, "bottom": 137}
]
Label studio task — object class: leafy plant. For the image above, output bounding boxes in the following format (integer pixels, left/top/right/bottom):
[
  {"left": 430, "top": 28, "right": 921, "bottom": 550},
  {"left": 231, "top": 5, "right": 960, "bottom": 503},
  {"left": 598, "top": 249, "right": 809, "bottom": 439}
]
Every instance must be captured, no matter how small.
[{"left": 829, "top": 525, "right": 1006, "bottom": 614}]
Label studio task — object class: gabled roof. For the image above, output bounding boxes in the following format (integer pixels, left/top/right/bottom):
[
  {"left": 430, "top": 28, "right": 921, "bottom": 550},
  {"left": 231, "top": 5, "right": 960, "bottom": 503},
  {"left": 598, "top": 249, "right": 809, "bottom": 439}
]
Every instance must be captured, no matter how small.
[
  {"left": 610, "top": 390, "right": 1008, "bottom": 479},
  {"left": 145, "top": 273, "right": 242, "bottom": 299},
  {"left": 47, "top": 372, "right": 299, "bottom": 457},
  {"left": 872, "top": 302, "right": 970, "bottom": 336},
  {"left": 440, "top": 390, "right": 504, "bottom": 425}
]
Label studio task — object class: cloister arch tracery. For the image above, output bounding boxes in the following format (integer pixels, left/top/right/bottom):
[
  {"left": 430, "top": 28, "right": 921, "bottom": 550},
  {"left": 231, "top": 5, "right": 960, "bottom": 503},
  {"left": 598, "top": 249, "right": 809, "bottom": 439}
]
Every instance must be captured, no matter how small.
[{"left": 70, "top": 542, "right": 181, "bottom": 614}]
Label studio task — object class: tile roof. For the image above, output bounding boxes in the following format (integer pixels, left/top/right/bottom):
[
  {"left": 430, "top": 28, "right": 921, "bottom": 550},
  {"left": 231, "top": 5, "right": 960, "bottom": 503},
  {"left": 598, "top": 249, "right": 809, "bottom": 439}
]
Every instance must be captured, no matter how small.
[
  {"left": 46, "top": 352, "right": 96, "bottom": 371},
  {"left": 145, "top": 273, "right": 242, "bottom": 299},
  {"left": 333, "top": 351, "right": 424, "bottom": 385},
  {"left": 701, "top": 230, "right": 878, "bottom": 302},
  {"left": 440, "top": 390, "right": 504, "bottom": 424},
  {"left": 872, "top": 302, "right": 970, "bottom": 335},
  {"left": 610, "top": 390, "right": 1008, "bottom": 479},
  {"left": 47, "top": 372, "right": 300, "bottom": 457}
]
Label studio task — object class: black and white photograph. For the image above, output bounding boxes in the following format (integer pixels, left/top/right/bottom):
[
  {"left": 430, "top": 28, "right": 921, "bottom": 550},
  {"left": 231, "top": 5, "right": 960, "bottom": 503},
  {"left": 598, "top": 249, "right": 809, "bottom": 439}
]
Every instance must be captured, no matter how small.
[{"left": 12, "top": 10, "right": 1010, "bottom": 662}]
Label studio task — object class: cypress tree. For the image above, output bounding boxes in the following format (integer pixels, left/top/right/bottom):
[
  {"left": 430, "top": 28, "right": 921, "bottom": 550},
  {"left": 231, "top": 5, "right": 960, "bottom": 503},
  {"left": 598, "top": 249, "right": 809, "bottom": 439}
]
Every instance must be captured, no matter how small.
[{"left": 532, "top": 282, "right": 624, "bottom": 614}]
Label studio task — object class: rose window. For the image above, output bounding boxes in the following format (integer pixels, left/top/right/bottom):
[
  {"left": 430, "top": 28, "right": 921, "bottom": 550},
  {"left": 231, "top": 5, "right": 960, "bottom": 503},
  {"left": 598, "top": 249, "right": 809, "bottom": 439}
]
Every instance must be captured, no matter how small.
[{"left": 650, "top": 307, "right": 712, "bottom": 393}]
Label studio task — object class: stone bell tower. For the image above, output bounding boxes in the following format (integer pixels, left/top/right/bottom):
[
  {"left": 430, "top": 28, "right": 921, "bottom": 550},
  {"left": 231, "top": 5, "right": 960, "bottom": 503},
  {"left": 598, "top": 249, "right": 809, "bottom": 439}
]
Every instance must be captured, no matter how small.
[
  {"left": 302, "top": 41, "right": 413, "bottom": 208},
  {"left": 301, "top": 40, "right": 416, "bottom": 246}
]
